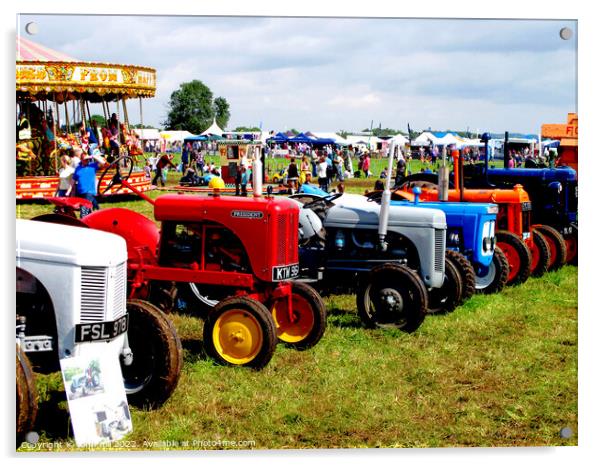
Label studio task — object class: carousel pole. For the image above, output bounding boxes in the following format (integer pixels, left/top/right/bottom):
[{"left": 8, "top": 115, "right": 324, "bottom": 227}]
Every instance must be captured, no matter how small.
[
  {"left": 86, "top": 101, "right": 92, "bottom": 127},
  {"left": 64, "top": 100, "right": 70, "bottom": 135},
  {"left": 80, "top": 98, "right": 86, "bottom": 129},
  {"left": 72, "top": 99, "right": 77, "bottom": 130},
  {"left": 122, "top": 97, "right": 130, "bottom": 125},
  {"left": 139, "top": 96, "right": 144, "bottom": 128}
]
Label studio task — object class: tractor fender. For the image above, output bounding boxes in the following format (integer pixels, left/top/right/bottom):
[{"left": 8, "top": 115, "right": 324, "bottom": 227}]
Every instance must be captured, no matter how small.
[{"left": 82, "top": 208, "right": 159, "bottom": 265}]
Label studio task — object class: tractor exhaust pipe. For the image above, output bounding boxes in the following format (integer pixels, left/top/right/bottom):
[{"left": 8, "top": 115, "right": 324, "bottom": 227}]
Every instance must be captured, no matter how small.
[
  {"left": 480, "top": 132, "right": 493, "bottom": 187},
  {"left": 252, "top": 146, "right": 263, "bottom": 197},
  {"left": 438, "top": 146, "right": 449, "bottom": 201},
  {"left": 378, "top": 141, "right": 396, "bottom": 251}
]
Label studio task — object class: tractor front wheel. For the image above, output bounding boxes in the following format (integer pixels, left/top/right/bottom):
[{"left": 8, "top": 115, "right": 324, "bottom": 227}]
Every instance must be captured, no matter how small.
[
  {"left": 270, "top": 282, "right": 327, "bottom": 350},
  {"left": 495, "top": 230, "right": 532, "bottom": 286},
  {"left": 474, "top": 246, "right": 510, "bottom": 294},
  {"left": 121, "top": 300, "right": 183, "bottom": 408},
  {"left": 445, "top": 250, "right": 476, "bottom": 302},
  {"left": 528, "top": 229, "right": 551, "bottom": 277},
  {"left": 534, "top": 224, "right": 567, "bottom": 270},
  {"left": 356, "top": 263, "right": 428, "bottom": 332},
  {"left": 16, "top": 345, "right": 38, "bottom": 443},
  {"left": 427, "top": 257, "right": 463, "bottom": 314},
  {"left": 204, "top": 297, "right": 277, "bottom": 370}
]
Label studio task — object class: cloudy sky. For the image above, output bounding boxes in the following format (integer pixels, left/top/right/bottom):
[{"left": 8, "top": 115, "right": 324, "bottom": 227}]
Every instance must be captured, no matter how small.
[{"left": 18, "top": 15, "right": 577, "bottom": 135}]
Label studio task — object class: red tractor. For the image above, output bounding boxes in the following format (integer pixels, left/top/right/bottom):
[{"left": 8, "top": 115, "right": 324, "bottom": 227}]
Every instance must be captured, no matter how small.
[{"left": 37, "top": 156, "right": 327, "bottom": 370}]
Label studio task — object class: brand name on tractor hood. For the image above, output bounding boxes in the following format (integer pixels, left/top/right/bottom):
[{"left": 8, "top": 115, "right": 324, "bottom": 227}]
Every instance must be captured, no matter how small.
[{"left": 231, "top": 210, "right": 264, "bottom": 219}]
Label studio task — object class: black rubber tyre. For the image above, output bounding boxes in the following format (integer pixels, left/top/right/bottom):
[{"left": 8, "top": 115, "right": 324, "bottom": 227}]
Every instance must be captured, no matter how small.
[
  {"left": 203, "top": 296, "right": 277, "bottom": 370},
  {"left": 533, "top": 224, "right": 568, "bottom": 271},
  {"left": 529, "top": 229, "right": 551, "bottom": 277},
  {"left": 270, "top": 282, "right": 327, "bottom": 350},
  {"left": 474, "top": 246, "right": 510, "bottom": 294},
  {"left": 122, "top": 300, "right": 183, "bottom": 409},
  {"left": 495, "top": 230, "right": 532, "bottom": 286},
  {"left": 427, "top": 257, "right": 463, "bottom": 314},
  {"left": 445, "top": 250, "right": 476, "bottom": 302},
  {"left": 16, "top": 345, "right": 38, "bottom": 442},
  {"left": 356, "top": 263, "right": 428, "bottom": 332}
]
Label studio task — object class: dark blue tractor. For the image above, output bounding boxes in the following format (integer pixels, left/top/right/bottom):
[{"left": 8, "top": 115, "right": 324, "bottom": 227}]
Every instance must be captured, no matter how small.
[{"left": 460, "top": 164, "right": 577, "bottom": 266}]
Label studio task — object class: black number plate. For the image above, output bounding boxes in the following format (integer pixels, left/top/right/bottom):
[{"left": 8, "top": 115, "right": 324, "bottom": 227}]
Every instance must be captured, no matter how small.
[
  {"left": 272, "top": 264, "right": 299, "bottom": 281},
  {"left": 75, "top": 315, "right": 129, "bottom": 343}
]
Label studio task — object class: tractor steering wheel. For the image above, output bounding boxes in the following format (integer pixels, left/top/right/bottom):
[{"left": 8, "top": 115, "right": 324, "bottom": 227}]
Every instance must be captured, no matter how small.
[
  {"left": 97, "top": 155, "right": 134, "bottom": 196},
  {"left": 302, "top": 192, "right": 343, "bottom": 210}
]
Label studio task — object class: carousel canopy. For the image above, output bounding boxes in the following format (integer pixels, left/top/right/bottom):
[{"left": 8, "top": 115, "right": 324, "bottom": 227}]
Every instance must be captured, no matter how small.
[{"left": 16, "top": 36, "right": 156, "bottom": 102}]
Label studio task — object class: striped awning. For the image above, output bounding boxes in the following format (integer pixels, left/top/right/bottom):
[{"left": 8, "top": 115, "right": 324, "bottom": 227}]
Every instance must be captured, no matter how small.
[{"left": 17, "top": 36, "right": 77, "bottom": 62}]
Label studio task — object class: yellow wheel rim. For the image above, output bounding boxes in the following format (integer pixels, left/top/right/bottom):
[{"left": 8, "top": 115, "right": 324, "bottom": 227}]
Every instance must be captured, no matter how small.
[
  {"left": 212, "top": 309, "right": 263, "bottom": 365},
  {"left": 272, "top": 296, "right": 314, "bottom": 343}
]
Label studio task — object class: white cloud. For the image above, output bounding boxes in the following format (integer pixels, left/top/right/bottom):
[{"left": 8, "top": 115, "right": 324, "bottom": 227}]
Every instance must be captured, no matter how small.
[{"left": 18, "top": 15, "right": 577, "bottom": 134}]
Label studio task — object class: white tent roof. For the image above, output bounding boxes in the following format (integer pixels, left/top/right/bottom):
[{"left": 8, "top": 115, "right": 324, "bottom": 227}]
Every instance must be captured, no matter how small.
[
  {"left": 388, "top": 133, "right": 409, "bottom": 145},
  {"left": 414, "top": 132, "right": 436, "bottom": 144},
  {"left": 159, "top": 130, "right": 195, "bottom": 141},
  {"left": 202, "top": 118, "right": 224, "bottom": 136},
  {"left": 133, "top": 128, "right": 160, "bottom": 140}
]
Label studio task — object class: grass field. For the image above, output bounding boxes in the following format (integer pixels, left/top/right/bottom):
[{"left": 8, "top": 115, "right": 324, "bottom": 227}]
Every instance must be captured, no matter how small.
[{"left": 15, "top": 167, "right": 578, "bottom": 451}]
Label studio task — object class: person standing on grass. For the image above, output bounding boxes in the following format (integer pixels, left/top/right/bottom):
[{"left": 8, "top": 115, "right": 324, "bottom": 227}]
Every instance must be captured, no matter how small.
[
  {"left": 56, "top": 155, "right": 74, "bottom": 197},
  {"left": 240, "top": 166, "right": 249, "bottom": 197},
  {"left": 152, "top": 153, "right": 177, "bottom": 187},
  {"left": 362, "top": 152, "right": 371, "bottom": 178},
  {"left": 73, "top": 149, "right": 106, "bottom": 217},
  {"left": 287, "top": 158, "right": 300, "bottom": 194},
  {"left": 318, "top": 156, "right": 329, "bottom": 192}
]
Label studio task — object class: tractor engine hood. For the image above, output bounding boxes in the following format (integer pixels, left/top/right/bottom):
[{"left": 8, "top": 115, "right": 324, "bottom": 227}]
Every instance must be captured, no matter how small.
[{"left": 325, "top": 194, "right": 446, "bottom": 230}]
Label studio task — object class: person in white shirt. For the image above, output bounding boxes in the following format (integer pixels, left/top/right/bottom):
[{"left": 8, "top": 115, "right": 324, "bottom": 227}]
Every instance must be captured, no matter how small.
[
  {"left": 317, "top": 156, "right": 329, "bottom": 192},
  {"left": 56, "top": 155, "right": 75, "bottom": 197}
]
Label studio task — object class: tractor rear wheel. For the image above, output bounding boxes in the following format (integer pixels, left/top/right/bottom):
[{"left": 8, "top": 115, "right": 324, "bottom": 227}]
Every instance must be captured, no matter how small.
[
  {"left": 474, "top": 246, "right": 510, "bottom": 294},
  {"left": 270, "top": 282, "right": 327, "bottom": 350},
  {"left": 534, "top": 224, "right": 567, "bottom": 270},
  {"left": 427, "top": 257, "right": 463, "bottom": 314},
  {"left": 356, "top": 263, "right": 428, "bottom": 332},
  {"left": 445, "top": 250, "right": 476, "bottom": 302},
  {"left": 204, "top": 296, "right": 277, "bottom": 370},
  {"left": 16, "top": 345, "right": 38, "bottom": 443},
  {"left": 121, "top": 300, "right": 183, "bottom": 408},
  {"left": 564, "top": 225, "right": 578, "bottom": 265},
  {"left": 495, "top": 230, "right": 532, "bottom": 286},
  {"left": 528, "top": 229, "right": 551, "bottom": 277}
]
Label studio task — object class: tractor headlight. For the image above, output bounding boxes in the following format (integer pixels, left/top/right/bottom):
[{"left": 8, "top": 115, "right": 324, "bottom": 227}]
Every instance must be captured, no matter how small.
[
  {"left": 447, "top": 230, "right": 460, "bottom": 247},
  {"left": 548, "top": 181, "right": 563, "bottom": 193},
  {"left": 481, "top": 221, "right": 496, "bottom": 254},
  {"left": 521, "top": 202, "right": 532, "bottom": 212}
]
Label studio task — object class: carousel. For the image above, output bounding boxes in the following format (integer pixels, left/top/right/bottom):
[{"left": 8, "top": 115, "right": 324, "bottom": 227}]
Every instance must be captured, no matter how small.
[{"left": 16, "top": 36, "right": 155, "bottom": 199}]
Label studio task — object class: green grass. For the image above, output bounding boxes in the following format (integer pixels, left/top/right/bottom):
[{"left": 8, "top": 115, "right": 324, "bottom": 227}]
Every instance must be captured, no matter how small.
[
  {"left": 15, "top": 170, "right": 577, "bottom": 451},
  {"left": 21, "top": 268, "right": 577, "bottom": 451}
]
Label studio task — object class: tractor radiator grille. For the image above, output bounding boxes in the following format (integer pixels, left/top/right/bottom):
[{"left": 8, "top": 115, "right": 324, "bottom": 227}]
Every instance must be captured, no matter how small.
[
  {"left": 111, "top": 262, "right": 127, "bottom": 320},
  {"left": 288, "top": 212, "right": 297, "bottom": 261},
  {"left": 80, "top": 262, "right": 127, "bottom": 323},
  {"left": 80, "top": 267, "right": 107, "bottom": 323},
  {"left": 276, "top": 213, "right": 287, "bottom": 264},
  {"left": 434, "top": 229, "right": 445, "bottom": 273}
]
